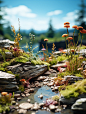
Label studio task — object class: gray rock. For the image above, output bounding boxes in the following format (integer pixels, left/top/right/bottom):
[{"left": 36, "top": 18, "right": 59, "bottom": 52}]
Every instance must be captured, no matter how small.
[
  {"left": 7, "top": 63, "right": 48, "bottom": 79},
  {"left": 0, "top": 71, "right": 18, "bottom": 92},
  {"left": 19, "top": 103, "right": 33, "bottom": 110},
  {"left": 49, "top": 104, "right": 56, "bottom": 110},
  {"left": 18, "top": 109, "right": 27, "bottom": 114},
  {"left": 0, "top": 39, "right": 14, "bottom": 48},
  {"left": 51, "top": 63, "right": 66, "bottom": 69},
  {"left": 63, "top": 75, "right": 83, "bottom": 84},
  {"left": 59, "top": 93, "right": 86, "bottom": 105},
  {"left": 71, "top": 98, "right": 86, "bottom": 111}
]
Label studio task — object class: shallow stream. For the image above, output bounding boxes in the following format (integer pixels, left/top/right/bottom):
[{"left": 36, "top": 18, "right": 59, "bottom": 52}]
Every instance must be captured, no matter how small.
[{"left": 9, "top": 85, "right": 74, "bottom": 114}]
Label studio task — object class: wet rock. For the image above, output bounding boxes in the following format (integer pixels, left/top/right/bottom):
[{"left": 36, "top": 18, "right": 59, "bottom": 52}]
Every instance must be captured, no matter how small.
[
  {"left": 30, "top": 88, "right": 34, "bottom": 93},
  {"left": 18, "top": 109, "right": 27, "bottom": 114},
  {"left": 0, "top": 71, "right": 18, "bottom": 92},
  {"left": 63, "top": 75, "right": 83, "bottom": 84},
  {"left": 0, "top": 39, "right": 14, "bottom": 48},
  {"left": 44, "top": 71, "right": 51, "bottom": 75},
  {"left": 49, "top": 104, "right": 56, "bottom": 110},
  {"left": 7, "top": 64, "right": 48, "bottom": 79},
  {"left": 37, "top": 76, "right": 46, "bottom": 81},
  {"left": 14, "top": 94, "right": 21, "bottom": 98},
  {"left": 38, "top": 94, "right": 43, "bottom": 99},
  {"left": 59, "top": 93, "right": 86, "bottom": 105},
  {"left": 17, "top": 97, "right": 21, "bottom": 101},
  {"left": 19, "top": 103, "right": 33, "bottom": 110},
  {"left": 47, "top": 82, "right": 54, "bottom": 87},
  {"left": 27, "top": 99, "right": 30, "bottom": 102},
  {"left": 21, "top": 93, "right": 25, "bottom": 97},
  {"left": 51, "top": 63, "right": 66, "bottom": 69},
  {"left": 55, "top": 108, "right": 62, "bottom": 112},
  {"left": 26, "top": 93, "right": 30, "bottom": 96},
  {"left": 11, "top": 101, "right": 16, "bottom": 105},
  {"left": 43, "top": 82, "right": 48, "bottom": 85},
  {"left": 31, "top": 112, "right": 35, "bottom": 114},
  {"left": 39, "top": 103, "right": 45, "bottom": 107},
  {"left": 71, "top": 98, "right": 86, "bottom": 111},
  {"left": 31, "top": 102, "right": 40, "bottom": 110}
]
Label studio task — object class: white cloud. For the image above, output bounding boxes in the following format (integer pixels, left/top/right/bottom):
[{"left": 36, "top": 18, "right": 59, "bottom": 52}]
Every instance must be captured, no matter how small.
[
  {"left": 5, "top": 5, "right": 37, "bottom": 18},
  {"left": 47, "top": 10, "right": 62, "bottom": 16},
  {"left": 63, "top": 10, "right": 78, "bottom": 21}
]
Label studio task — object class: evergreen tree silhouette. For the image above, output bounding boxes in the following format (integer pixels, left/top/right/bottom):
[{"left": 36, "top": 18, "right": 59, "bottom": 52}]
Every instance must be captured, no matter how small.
[
  {"left": 47, "top": 19, "right": 55, "bottom": 38},
  {"left": 75, "top": 0, "right": 86, "bottom": 29}
]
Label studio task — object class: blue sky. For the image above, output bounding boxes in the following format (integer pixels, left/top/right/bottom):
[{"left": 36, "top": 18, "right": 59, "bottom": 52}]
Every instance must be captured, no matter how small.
[{"left": 2, "top": 0, "right": 86, "bottom": 31}]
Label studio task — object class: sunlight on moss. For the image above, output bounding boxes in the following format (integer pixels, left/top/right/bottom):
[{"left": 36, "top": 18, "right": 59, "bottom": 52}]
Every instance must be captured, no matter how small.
[{"left": 60, "top": 79, "right": 86, "bottom": 99}]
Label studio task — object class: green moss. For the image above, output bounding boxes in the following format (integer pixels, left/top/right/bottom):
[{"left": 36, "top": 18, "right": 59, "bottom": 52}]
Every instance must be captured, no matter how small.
[
  {"left": 52, "top": 95, "right": 59, "bottom": 101},
  {"left": 19, "top": 85, "right": 25, "bottom": 92},
  {"left": 57, "top": 55, "right": 67, "bottom": 62},
  {"left": 60, "top": 79, "right": 86, "bottom": 99},
  {"left": 75, "top": 73, "right": 83, "bottom": 78},
  {"left": 15, "top": 56, "right": 28, "bottom": 63},
  {"left": 58, "top": 71, "right": 72, "bottom": 77},
  {"left": 49, "top": 58, "right": 57, "bottom": 65}
]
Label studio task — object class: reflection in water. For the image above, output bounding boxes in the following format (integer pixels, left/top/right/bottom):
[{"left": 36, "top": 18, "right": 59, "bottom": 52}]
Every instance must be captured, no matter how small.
[{"left": 34, "top": 85, "right": 58, "bottom": 103}]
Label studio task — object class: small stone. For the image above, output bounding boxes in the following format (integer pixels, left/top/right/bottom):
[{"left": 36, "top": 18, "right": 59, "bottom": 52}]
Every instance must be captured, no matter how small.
[
  {"left": 31, "top": 102, "right": 40, "bottom": 110},
  {"left": 49, "top": 104, "right": 56, "bottom": 110},
  {"left": 47, "top": 82, "right": 54, "bottom": 87},
  {"left": 30, "top": 88, "right": 34, "bottom": 93},
  {"left": 15, "top": 106, "right": 19, "bottom": 110},
  {"left": 43, "top": 82, "right": 48, "bottom": 85},
  {"left": 27, "top": 99, "right": 30, "bottom": 102},
  {"left": 19, "top": 103, "right": 33, "bottom": 110},
  {"left": 39, "top": 103, "right": 45, "bottom": 107},
  {"left": 21, "top": 94, "right": 25, "bottom": 97},
  {"left": 55, "top": 108, "right": 61, "bottom": 112},
  {"left": 11, "top": 101, "right": 16, "bottom": 105},
  {"left": 14, "top": 94, "right": 20, "bottom": 98},
  {"left": 18, "top": 109, "right": 27, "bottom": 114},
  {"left": 38, "top": 94, "right": 43, "bottom": 99},
  {"left": 16, "top": 103, "right": 19, "bottom": 106},
  {"left": 17, "top": 97, "right": 21, "bottom": 101},
  {"left": 26, "top": 93, "right": 30, "bottom": 96},
  {"left": 31, "top": 112, "right": 35, "bottom": 114}
]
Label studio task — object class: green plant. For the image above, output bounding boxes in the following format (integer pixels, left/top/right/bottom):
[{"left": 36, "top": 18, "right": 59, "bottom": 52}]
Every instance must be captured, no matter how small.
[
  {"left": 52, "top": 95, "right": 59, "bottom": 101},
  {"left": 19, "top": 85, "right": 25, "bottom": 92},
  {"left": 57, "top": 55, "right": 67, "bottom": 62},
  {"left": 59, "top": 79, "right": 86, "bottom": 99},
  {"left": 49, "top": 58, "right": 57, "bottom": 65}
]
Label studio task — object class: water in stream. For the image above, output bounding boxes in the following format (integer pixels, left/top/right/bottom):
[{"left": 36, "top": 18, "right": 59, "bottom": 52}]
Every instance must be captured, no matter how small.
[{"left": 10, "top": 85, "right": 74, "bottom": 114}]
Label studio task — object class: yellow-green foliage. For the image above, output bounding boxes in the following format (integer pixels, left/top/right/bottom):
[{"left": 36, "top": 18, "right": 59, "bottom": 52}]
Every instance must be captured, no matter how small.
[
  {"left": 57, "top": 55, "right": 67, "bottom": 62},
  {"left": 0, "top": 105, "right": 10, "bottom": 113},
  {"left": 58, "top": 71, "right": 72, "bottom": 77},
  {"left": 0, "top": 94, "right": 11, "bottom": 105},
  {"left": 52, "top": 95, "right": 59, "bottom": 101},
  {"left": 60, "top": 79, "right": 86, "bottom": 99},
  {"left": 15, "top": 56, "right": 28, "bottom": 63},
  {"left": 49, "top": 58, "right": 57, "bottom": 65},
  {"left": 31, "top": 60, "right": 50, "bottom": 69}
]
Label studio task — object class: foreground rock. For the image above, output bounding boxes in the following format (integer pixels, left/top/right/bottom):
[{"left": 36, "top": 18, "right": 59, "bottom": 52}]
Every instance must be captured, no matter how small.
[
  {"left": 59, "top": 93, "right": 86, "bottom": 105},
  {"left": 19, "top": 103, "right": 33, "bottom": 110},
  {"left": 7, "top": 63, "right": 48, "bottom": 79},
  {"left": 71, "top": 98, "right": 86, "bottom": 111},
  {"left": 0, "top": 71, "right": 18, "bottom": 92}
]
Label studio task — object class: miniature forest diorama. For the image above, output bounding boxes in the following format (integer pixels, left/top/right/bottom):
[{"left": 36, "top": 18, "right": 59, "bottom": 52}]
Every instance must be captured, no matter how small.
[{"left": 0, "top": 21, "right": 86, "bottom": 114}]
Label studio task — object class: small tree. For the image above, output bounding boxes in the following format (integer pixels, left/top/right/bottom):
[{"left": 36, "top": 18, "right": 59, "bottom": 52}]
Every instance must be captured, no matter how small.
[
  {"left": 47, "top": 19, "right": 55, "bottom": 38},
  {"left": 75, "top": 0, "right": 86, "bottom": 29},
  {"left": 0, "top": 0, "right": 4, "bottom": 36}
]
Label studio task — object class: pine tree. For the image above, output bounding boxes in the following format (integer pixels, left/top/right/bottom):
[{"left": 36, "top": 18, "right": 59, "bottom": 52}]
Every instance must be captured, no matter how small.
[
  {"left": 47, "top": 19, "right": 55, "bottom": 38},
  {"left": 75, "top": 0, "right": 86, "bottom": 29},
  {"left": 0, "top": 0, "right": 4, "bottom": 36}
]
